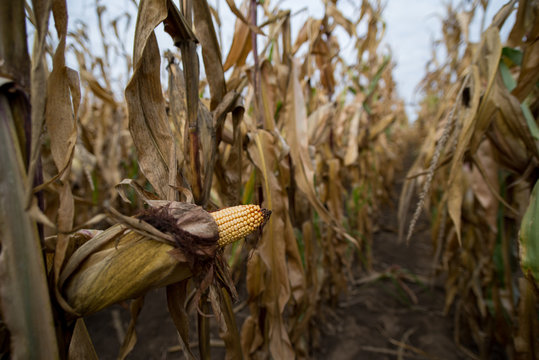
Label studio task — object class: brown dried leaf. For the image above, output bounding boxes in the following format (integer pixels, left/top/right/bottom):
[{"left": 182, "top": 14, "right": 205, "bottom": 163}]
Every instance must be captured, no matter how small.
[
  {"left": 26, "top": 0, "right": 52, "bottom": 204},
  {"left": 125, "top": 0, "right": 175, "bottom": 199},
  {"left": 193, "top": 0, "right": 226, "bottom": 111},
  {"left": 344, "top": 106, "right": 362, "bottom": 166},
  {"left": 507, "top": 0, "right": 532, "bottom": 47},
  {"left": 167, "top": 281, "right": 196, "bottom": 359},
  {"left": 117, "top": 297, "right": 144, "bottom": 360},
  {"left": 447, "top": 66, "right": 480, "bottom": 183},
  {"left": 493, "top": 75, "right": 539, "bottom": 161},
  {"left": 512, "top": 36, "right": 539, "bottom": 101},
  {"left": 326, "top": 2, "right": 356, "bottom": 37},
  {"left": 447, "top": 166, "right": 464, "bottom": 246},
  {"left": 43, "top": 0, "right": 83, "bottom": 315},
  {"left": 469, "top": 27, "right": 502, "bottom": 152},
  {"left": 212, "top": 286, "right": 243, "bottom": 360},
  {"left": 470, "top": 142, "right": 499, "bottom": 231},
  {"left": 80, "top": 69, "right": 116, "bottom": 106},
  {"left": 224, "top": 0, "right": 264, "bottom": 36},
  {"left": 115, "top": 178, "right": 160, "bottom": 205},
  {"left": 223, "top": 3, "right": 252, "bottom": 71},
  {"left": 292, "top": 19, "right": 322, "bottom": 55},
  {"left": 68, "top": 319, "right": 98, "bottom": 359}
]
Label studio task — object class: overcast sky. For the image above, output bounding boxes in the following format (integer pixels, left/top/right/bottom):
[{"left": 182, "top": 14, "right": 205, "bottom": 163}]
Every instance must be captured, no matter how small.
[
  {"left": 380, "top": 0, "right": 511, "bottom": 118},
  {"left": 66, "top": 0, "right": 514, "bottom": 120}
]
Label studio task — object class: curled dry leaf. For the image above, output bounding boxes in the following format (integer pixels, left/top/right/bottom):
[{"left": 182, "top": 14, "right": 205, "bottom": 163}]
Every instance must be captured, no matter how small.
[{"left": 125, "top": 0, "right": 175, "bottom": 200}]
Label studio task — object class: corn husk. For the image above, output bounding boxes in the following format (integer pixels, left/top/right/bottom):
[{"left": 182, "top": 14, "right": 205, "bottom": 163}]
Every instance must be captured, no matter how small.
[{"left": 60, "top": 202, "right": 219, "bottom": 317}]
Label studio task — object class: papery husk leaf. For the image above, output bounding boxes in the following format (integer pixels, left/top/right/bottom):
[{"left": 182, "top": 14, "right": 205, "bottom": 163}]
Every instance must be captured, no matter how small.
[
  {"left": 63, "top": 228, "right": 192, "bottom": 316},
  {"left": 145, "top": 201, "right": 218, "bottom": 246},
  {"left": 62, "top": 201, "right": 223, "bottom": 316}
]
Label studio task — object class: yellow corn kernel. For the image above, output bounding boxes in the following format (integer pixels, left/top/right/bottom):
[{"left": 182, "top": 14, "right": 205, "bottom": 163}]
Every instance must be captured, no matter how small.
[{"left": 211, "top": 205, "right": 271, "bottom": 246}]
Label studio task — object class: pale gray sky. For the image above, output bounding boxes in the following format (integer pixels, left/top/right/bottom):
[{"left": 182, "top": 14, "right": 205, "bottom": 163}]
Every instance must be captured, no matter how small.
[
  {"left": 381, "top": 0, "right": 511, "bottom": 118},
  {"left": 66, "top": 0, "right": 515, "bottom": 120}
]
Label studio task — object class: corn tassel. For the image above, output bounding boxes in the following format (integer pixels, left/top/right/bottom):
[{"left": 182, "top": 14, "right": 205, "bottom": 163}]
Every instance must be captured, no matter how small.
[{"left": 211, "top": 205, "right": 271, "bottom": 246}]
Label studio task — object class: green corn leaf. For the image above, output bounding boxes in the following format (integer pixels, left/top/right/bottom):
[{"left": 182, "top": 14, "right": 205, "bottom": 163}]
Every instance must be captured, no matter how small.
[{"left": 519, "top": 180, "right": 539, "bottom": 285}]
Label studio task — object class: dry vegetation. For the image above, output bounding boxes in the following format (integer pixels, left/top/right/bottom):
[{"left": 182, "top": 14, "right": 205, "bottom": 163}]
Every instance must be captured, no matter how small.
[
  {"left": 400, "top": 0, "right": 539, "bottom": 358},
  {"left": 0, "top": 0, "right": 536, "bottom": 359}
]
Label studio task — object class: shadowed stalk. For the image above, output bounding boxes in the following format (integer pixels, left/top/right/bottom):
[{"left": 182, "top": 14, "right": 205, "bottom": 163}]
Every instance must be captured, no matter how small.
[
  {"left": 0, "top": 1, "right": 59, "bottom": 358},
  {"left": 177, "top": 1, "right": 203, "bottom": 203}
]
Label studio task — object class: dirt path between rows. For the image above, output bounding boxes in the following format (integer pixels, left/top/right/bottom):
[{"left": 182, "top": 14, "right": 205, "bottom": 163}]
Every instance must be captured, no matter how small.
[
  {"left": 313, "top": 146, "right": 469, "bottom": 360},
  {"left": 85, "top": 145, "right": 471, "bottom": 359}
]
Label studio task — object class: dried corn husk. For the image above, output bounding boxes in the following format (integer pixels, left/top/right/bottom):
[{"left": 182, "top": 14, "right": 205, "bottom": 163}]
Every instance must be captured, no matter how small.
[
  {"left": 59, "top": 201, "right": 270, "bottom": 317},
  {"left": 60, "top": 202, "right": 217, "bottom": 317},
  {"left": 62, "top": 227, "right": 192, "bottom": 316}
]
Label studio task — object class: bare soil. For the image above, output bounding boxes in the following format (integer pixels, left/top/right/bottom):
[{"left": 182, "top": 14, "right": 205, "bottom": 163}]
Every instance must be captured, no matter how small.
[
  {"left": 84, "top": 145, "right": 472, "bottom": 359},
  {"left": 314, "top": 176, "right": 464, "bottom": 359}
]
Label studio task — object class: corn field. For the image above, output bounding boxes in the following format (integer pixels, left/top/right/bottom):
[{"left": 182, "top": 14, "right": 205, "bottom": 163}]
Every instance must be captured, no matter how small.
[{"left": 0, "top": 0, "right": 537, "bottom": 359}]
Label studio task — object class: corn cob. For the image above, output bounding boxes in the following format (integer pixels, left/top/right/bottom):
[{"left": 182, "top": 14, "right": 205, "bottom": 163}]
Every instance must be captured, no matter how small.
[{"left": 211, "top": 205, "right": 272, "bottom": 246}]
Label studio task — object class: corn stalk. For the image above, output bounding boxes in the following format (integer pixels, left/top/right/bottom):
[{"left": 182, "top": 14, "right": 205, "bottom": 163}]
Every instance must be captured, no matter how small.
[{"left": 0, "top": 0, "right": 59, "bottom": 358}]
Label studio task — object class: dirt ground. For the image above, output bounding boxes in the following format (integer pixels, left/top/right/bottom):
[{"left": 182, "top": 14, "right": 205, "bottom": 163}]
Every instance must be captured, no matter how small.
[
  {"left": 314, "top": 178, "right": 467, "bottom": 359},
  {"left": 84, "top": 147, "right": 474, "bottom": 359}
]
